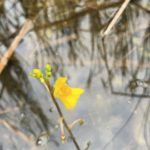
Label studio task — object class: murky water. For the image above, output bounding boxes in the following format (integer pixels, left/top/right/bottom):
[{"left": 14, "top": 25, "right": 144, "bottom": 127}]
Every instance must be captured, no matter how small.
[{"left": 0, "top": 0, "right": 150, "bottom": 150}]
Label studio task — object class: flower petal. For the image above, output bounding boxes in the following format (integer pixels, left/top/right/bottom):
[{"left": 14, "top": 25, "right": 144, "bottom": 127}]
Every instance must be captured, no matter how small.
[
  {"left": 54, "top": 77, "right": 67, "bottom": 98},
  {"left": 62, "top": 88, "right": 84, "bottom": 109},
  {"left": 53, "top": 77, "right": 84, "bottom": 109}
]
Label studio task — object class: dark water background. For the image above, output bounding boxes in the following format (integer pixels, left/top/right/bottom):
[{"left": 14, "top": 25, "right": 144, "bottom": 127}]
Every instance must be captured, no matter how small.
[{"left": 0, "top": 0, "right": 150, "bottom": 150}]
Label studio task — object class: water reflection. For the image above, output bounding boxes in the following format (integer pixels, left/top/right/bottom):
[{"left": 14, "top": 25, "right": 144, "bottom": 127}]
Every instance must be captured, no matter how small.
[
  {"left": 0, "top": 0, "right": 150, "bottom": 149},
  {"left": 0, "top": 55, "right": 59, "bottom": 149}
]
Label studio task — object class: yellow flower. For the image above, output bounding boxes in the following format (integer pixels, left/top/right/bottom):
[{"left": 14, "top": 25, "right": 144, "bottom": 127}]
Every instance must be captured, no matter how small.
[
  {"left": 30, "top": 69, "right": 43, "bottom": 78},
  {"left": 54, "top": 77, "right": 84, "bottom": 109}
]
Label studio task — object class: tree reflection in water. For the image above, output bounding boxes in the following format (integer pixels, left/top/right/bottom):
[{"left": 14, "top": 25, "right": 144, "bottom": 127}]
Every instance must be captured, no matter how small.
[{"left": 0, "top": 0, "right": 149, "bottom": 149}]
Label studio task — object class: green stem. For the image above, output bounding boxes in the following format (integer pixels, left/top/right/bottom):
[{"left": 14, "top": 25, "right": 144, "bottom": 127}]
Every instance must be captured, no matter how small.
[{"left": 45, "top": 81, "right": 81, "bottom": 150}]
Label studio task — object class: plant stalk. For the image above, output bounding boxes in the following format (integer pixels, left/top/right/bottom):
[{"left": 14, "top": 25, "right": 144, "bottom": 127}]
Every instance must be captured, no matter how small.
[{"left": 45, "top": 81, "right": 81, "bottom": 150}]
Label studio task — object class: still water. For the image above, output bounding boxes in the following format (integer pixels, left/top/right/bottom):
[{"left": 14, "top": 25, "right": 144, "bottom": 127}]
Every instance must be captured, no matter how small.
[{"left": 0, "top": 0, "right": 150, "bottom": 150}]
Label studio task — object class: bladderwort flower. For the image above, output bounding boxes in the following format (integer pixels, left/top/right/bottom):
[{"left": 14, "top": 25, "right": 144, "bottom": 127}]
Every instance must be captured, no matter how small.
[
  {"left": 30, "top": 64, "right": 84, "bottom": 149},
  {"left": 54, "top": 77, "right": 84, "bottom": 109},
  {"left": 30, "top": 69, "right": 43, "bottom": 78},
  {"left": 30, "top": 65, "right": 84, "bottom": 110},
  {"left": 30, "top": 64, "right": 51, "bottom": 83}
]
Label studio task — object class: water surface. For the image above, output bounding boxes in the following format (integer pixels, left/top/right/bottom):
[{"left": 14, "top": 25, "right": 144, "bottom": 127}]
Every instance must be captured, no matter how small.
[{"left": 0, "top": 0, "right": 150, "bottom": 150}]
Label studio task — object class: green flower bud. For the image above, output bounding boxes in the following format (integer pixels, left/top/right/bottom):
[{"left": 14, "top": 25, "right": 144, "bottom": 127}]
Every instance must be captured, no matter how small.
[
  {"left": 45, "top": 64, "right": 51, "bottom": 80},
  {"left": 45, "top": 64, "right": 51, "bottom": 72}
]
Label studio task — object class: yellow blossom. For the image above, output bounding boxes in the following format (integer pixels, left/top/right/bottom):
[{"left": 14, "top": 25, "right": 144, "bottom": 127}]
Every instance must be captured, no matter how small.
[
  {"left": 30, "top": 69, "right": 43, "bottom": 78},
  {"left": 54, "top": 77, "right": 84, "bottom": 109}
]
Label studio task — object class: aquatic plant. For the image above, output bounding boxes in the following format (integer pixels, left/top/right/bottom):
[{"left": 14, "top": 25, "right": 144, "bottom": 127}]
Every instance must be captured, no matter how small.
[{"left": 30, "top": 64, "right": 84, "bottom": 150}]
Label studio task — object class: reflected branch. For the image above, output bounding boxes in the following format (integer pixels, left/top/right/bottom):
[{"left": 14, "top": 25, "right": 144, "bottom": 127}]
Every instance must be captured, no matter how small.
[
  {"left": 101, "top": 0, "right": 131, "bottom": 36},
  {"left": 0, "top": 20, "right": 32, "bottom": 74},
  {"left": 0, "top": 120, "right": 35, "bottom": 147},
  {"left": 102, "top": 99, "right": 142, "bottom": 150}
]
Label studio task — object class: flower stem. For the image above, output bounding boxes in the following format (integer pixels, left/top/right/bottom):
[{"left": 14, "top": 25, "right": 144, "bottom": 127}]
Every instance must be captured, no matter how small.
[{"left": 45, "top": 81, "right": 81, "bottom": 150}]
